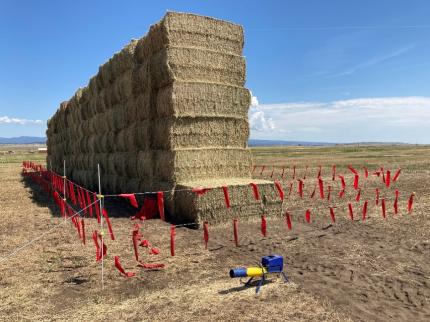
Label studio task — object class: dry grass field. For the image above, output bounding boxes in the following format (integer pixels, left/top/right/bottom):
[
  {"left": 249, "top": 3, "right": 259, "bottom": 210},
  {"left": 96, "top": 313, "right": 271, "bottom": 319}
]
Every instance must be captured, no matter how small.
[{"left": 0, "top": 144, "right": 429, "bottom": 321}]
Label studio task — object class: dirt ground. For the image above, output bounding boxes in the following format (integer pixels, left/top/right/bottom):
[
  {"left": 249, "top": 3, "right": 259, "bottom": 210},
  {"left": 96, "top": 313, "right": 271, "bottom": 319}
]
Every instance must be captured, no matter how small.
[{"left": 0, "top": 145, "right": 429, "bottom": 321}]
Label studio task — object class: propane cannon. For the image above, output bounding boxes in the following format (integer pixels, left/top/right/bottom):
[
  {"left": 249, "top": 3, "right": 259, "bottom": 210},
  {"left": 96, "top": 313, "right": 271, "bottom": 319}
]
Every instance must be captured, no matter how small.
[{"left": 229, "top": 255, "right": 288, "bottom": 293}]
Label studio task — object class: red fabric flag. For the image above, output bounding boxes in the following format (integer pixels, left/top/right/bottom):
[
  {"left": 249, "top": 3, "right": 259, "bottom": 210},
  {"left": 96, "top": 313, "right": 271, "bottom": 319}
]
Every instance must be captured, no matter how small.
[
  {"left": 157, "top": 191, "right": 165, "bottom": 221},
  {"left": 93, "top": 193, "right": 101, "bottom": 224},
  {"left": 305, "top": 209, "right": 311, "bottom": 223},
  {"left": 140, "top": 239, "right": 151, "bottom": 248},
  {"left": 362, "top": 200, "right": 368, "bottom": 221},
  {"left": 203, "top": 221, "right": 209, "bottom": 249},
  {"left": 332, "top": 165, "right": 336, "bottom": 181},
  {"left": 69, "top": 182, "right": 77, "bottom": 205},
  {"left": 81, "top": 218, "right": 86, "bottom": 245},
  {"left": 298, "top": 179, "right": 304, "bottom": 198},
  {"left": 250, "top": 183, "right": 260, "bottom": 200},
  {"left": 292, "top": 165, "right": 296, "bottom": 179},
  {"left": 310, "top": 185, "right": 316, "bottom": 199},
  {"left": 222, "top": 186, "right": 231, "bottom": 208},
  {"left": 92, "top": 231, "right": 100, "bottom": 261},
  {"left": 288, "top": 182, "right": 293, "bottom": 197},
  {"left": 192, "top": 187, "right": 211, "bottom": 195},
  {"left": 355, "top": 189, "right": 361, "bottom": 202},
  {"left": 86, "top": 190, "right": 93, "bottom": 218},
  {"left": 274, "top": 180, "right": 284, "bottom": 201},
  {"left": 260, "top": 165, "right": 265, "bottom": 176},
  {"left": 329, "top": 207, "right": 336, "bottom": 223},
  {"left": 394, "top": 189, "right": 399, "bottom": 215},
  {"left": 353, "top": 174, "right": 359, "bottom": 190},
  {"left": 137, "top": 262, "right": 165, "bottom": 269},
  {"left": 381, "top": 199, "right": 386, "bottom": 218},
  {"left": 114, "top": 256, "right": 135, "bottom": 277},
  {"left": 348, "top": 165, "right": 358, "bottom": 175},
  {"left": 233, "top": 219, "right": 239, "bottom": 247},
  {"left": 393, "top": 168, "right": 402, "bottom": 182},
  {"left": 102, "top": 208, "right": 115, "bottom": 240},
  {"left": 132, "top": 224, "right": 142, "bottom": 261},
  {"left": 339, "top": 189, "right": 345, "bottom": 198},
  {"left": 382, "top": 168, "right": 386, "bottom": 184},
  {"left": 317, "top": 165, "right": 322, "bottom": 178},
  {"left": 81, "top": 188, "right": 88, "bottom": 216},
  {"left": 338, "top": 175, "right": 346, "bottom": 190},
  {"left": 285, "top": 211, "right": 292, "bottom": 230},
  {"left": 170, "top": 225, "right": 176, "bottom": 256},
  {"left": 281, "top": 167, "right": 285, "bottom": 179},
  {"left": 92, "top": 231, "right": 106, "bottom": 262},
  {"left": 318, "top": 178, "right": 324, "bottom": 199},
  {"left": 363, "top": 166, "right": 369, "bottom": 179},
  {"left": 149, "top": 247, "right": 160, "bottom": 255},
  {"left": 386, "top": 170, "right": 391, "bottom": 188},
  {"left": 327, "top": 185, "right": 332, "bottom": 201},
  {"left": 261, "top": 215, "right": 267, "bottom": 237},
  {"left": 119, "top": 194, "right": 139, "bottom": 208},
  {"left": 408, "top": 193, "right": 415, "bottom": 214},
  {"left": 375, "top": 188, "right": 380, "bottom": 205},
  {"left": 348, "top": 203, "right": 354, "bottom": 221}
]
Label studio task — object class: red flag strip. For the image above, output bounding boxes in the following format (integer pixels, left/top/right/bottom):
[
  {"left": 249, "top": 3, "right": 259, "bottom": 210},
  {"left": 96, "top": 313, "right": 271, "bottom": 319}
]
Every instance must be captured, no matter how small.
[
  {"left": 170, "top": 225, "right": 176, "bottom": 256},
  {"left": 318, "top": 178, "right": 324, "bottom": 199},
  {"left": 114, "top": 256, "right": 135, "bottom": 277},
  {"left": 394, "top": 190, "right": 399, "bottom": 215},
  {"left": 338, "top": 175, "right": 346, "bottom": 190},
  {"left": 157, "top": 191, "right": 165, "bottom": 221},
  {"left": 329, "top": 207, "right": 336, "bottom": 223},
  {"left": 138, "top": 262, "right": 165, "bottom": 269},
  {"left": 149, "top": 247, "right": 160, "bottom": 255},
  {"left": 92, "top": 231, "right": 100, "bottom": 261},
  {"left": 348, "top": 203, "right": 354, "bottom": 221},
  {"left": 261, "top": 215, "right": 267, "bottom": 237},
  {"left": 222, "top": 186, "right": 231, "bottom": 208},
  {"left": 285, "top": 211, "right": 292, "bottom": 230},
  {"left": 119, "top": 194, "right": 139, "bottom": 208},
  {"left": 86, "top": 190, "right": 93, "bottom": 218},
  {"left": 81, "top": 188, "right": 88, "bottom": 216},
  {"left": 298, "top": 179, "right": 304, "bottom": 198},
  {"left": 305, "top": 209, "right": 311, "bottom": 223},
  {"left": 332, "top": 165, "right": 336, "bottom": 181},
  {"left": 382, "top": 168, "right": 386, "bottom": 184},
  {"left": 203, "top": 221, "right": 209, "bottom": 249},
  {"left": 353, "top": 174, "right": 359, "bottom": 190},
  {"left": 233, "top": 219, "right": 239, "bottom": 247},
  {"left": 362, "top": 201, "right": 368, "bottom": 222},
  {"left": 92, "top": 231, "right": 106, "bottom": 262},
  {"left": 69, "top": 182, "right": 76, "bottom": 204},
  {"left": 381, "top": 199, "right": 386, "bottom": 218},
  {"left": 348, "top": 165, "right": 358, "bottom": 175},
  {"left": 317, "top": 165, "right": 322, "bottom": 178},
  {"left": 102, "top": 208, "right": 115, "bottom": 240},
  {"left": 339, "top": 189, "right": 345, "bottom": 198},
  {"left": 274, "top": 180, "right": 284, "bottom": 201},
  {"left": 93, "top": 193, "right": 101, "bottom": 223},
  {"left": 375, "top": 188, "right": 380, "bottom": 205},
  {"left": 81, "top": 218, "right": 86, "bottom": 245},
  {"left": 192, "top": 187, "right": 211, "bottom": 195},
  {"left": 250, "top": 183, "right": 260, "bottom": 200},
  {"left": 310, "top": 185, "right": 316, "bottom": 199},
  {"left": 386, "top": 170, "right": 391, "bottom": 188},
  {"left": 132, "top": 224, "right": 142, "bottom": 261},
  {"left": 408, "top": 193, "right": 415, "bottom": 214},
  {"left": 363, "top": 166, "right": 369, "bottom": 179},
  {"left": 393, "top": 168, "right": 402, "bottom": 182},
  {"left": 76, "top": 217, "right": 82, "bottom": 240},
  {"left": 355, "top": 189, "right": 361, "bottom": 202}
]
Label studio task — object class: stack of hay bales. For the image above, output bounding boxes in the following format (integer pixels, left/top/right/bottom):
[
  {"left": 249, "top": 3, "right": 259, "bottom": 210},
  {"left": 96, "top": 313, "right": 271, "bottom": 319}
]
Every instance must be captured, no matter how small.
[{"left": 47, "top": 12, "right": 279, "bottom": 223}]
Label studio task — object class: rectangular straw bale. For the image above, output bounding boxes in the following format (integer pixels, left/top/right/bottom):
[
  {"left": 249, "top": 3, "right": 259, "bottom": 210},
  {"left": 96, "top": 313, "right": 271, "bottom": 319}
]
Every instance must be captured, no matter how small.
[{"left": 156, "top": 81, "right": 250, "bottom": 118}]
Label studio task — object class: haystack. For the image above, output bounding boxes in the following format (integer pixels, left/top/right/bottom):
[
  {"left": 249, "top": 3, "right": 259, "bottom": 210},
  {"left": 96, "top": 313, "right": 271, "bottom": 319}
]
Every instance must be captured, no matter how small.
[{"left": 46, "top": 12, "right": 278, "bottom": 223}]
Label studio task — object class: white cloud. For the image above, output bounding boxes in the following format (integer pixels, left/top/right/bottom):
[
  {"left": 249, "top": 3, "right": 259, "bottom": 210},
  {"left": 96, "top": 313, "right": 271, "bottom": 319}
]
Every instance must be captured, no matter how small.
[
  {"left": 0, "top": 116, "right": 44, "bottom": 125},
  {"left": 249, "top": 93, "right": 276, "bottom": 132},
  {"left": 250, "top": 96, "right": 430, "bottom": 143}
]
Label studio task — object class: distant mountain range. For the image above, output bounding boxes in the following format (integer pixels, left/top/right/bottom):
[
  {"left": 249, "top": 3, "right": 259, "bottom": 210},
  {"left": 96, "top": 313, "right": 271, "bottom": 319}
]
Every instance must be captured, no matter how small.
[
  {"left": 249, "top": 139, "right": 336, "bottom": 146},
  {"left": 0, "top": 136, "right": 46, "bottom": 144}
]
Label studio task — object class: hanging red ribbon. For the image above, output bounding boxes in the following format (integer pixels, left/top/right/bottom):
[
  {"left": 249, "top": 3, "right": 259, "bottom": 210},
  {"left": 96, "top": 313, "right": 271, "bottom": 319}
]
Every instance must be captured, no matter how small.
[
  {"left": 157, "top": 191, "right": 165, "bottom": 221},
  {"left": 362, "top": 200, "right": 368, "bottom": 222},
  {"left": 408, "top": 193, "right": 414, "bottom": 214},
  {"left": 132, "top": 224, "right": 142, "bottom": 261},
  {"left": 92, "top": 231, "right": 106, "bottom": 262},
  {"left": 393, "top": 189, "right": 399, "bottom": 215},
  {"left": 363, "top": 166, "right": 369, "bottom": 179},
  {"left": 170, "top": 225, "right": 175, "bottom": 256},
  {"left": 274, "top": 180, "right": 284, "bottom": 201},
  {"left": 353, "top": 174, "right": 359, "bottom": 190},
  {"left": 332, "top": 165, "right": 336, "bottom": 181},
  {"left": 250, "top": 183, "right": 260, "bottom": 200},
  {"left": 233, "top": 219, "right": 239, "bottom": 246},
  {"left": 298, "top": 179, "right": 304, "bottom": 198},
  {"left": 329, "top": 207, "right": 336, "bottom": 223},
  {"left": 348, "top": 203, "right": 354, "bottom": 221},
  {"left": 92, "top": 231, "right": 100, "bottom": 261},
  {"left": 375, "top": 188, "right": 380, "bottom": 205},
  {"left": 348, "top": 165, "right": 358, "bottom": 175},
  {"left": 386, "top": 170, "right": 391, "bottom": 188},
  {"left": 317, "top": 165, "right": 322, "bottom": 178},
  {"left": 102, "top": 208, "right": 115, "bottom": 240},
  {"left": 149, "top": 247, "right": 160, "bottom": 255},
  {"left": 285, "top": 211, "right": 292, "bottom": 230},
  {"left": 305, "top": 209, "right": 311, "bottom": 223},
  {"left": 69, "top": 182, "right": 77, "bottom": 205},
  {"left": 222, "top": 186, "right": 231, "bottom": 209},
  {"left": 119, "top": 194, "right": 139, "bottom": 208},
  {"left": 261, "top": 215, "right": 267, "bottom": 237},
  {"left": 392, "top": 168, "right": 402, "bottom": 182},
  {"left": 381, "top": 199, "right": 386, "bottom": 218},
  {"left": 339, "top": 189, "right": 345, "bottom": 198},
  {"left": 203, "top": 221, "right": 209, "bottom": 249},
  {"left": 81, "top": 188, "right": 88, "bottom": 216},
  {"left": 114, "top": 256, "right": 135, "bottom": 277},
  {"left": 93, "top": 193, "right": 101, "bottom": 224},
  {"left": 318, "top": 178, "right": 324, "bottom": 199},
  {"left": 355, "top": 188, "right": 361, "bottom": 202},
  {"left": 192, "top": 187, "right": 211, "bottom": 195},
  {"left": 338, "top": 175, "right": 346, "bottom": 190},
  {"left": 86, "top": 190, "right": 93, "bottom": 218}
]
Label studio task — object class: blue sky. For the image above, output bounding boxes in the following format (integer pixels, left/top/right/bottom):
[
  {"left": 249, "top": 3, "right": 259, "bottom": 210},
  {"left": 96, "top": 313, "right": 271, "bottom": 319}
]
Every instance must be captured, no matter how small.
[{"left": 0, "top": 0, "right": 429, "bottom": 143}]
